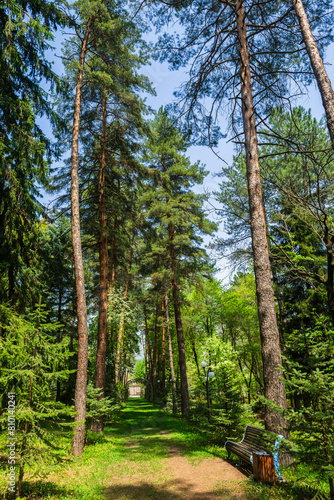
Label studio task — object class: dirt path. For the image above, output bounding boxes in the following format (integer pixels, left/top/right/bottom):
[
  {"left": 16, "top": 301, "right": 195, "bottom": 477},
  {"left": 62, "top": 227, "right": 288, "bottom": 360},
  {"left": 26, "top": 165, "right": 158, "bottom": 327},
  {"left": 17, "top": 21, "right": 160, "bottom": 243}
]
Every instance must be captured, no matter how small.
[
  {"left": 105, "top": 442, "right": 248, "bottom": 499},
  {"left": 104, "top": 400, "right": 249, "bottom": 500},
  {"left": 164, "top": 443, "right": 248, "bottom": 499}
]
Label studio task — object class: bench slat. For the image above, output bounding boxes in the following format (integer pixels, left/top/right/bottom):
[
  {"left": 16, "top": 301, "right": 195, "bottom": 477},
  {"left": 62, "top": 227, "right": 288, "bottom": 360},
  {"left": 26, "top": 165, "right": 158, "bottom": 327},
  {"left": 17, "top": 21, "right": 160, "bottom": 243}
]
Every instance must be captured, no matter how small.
[{"left": 225, "top": 425, "right": 273, "bottom": 466}]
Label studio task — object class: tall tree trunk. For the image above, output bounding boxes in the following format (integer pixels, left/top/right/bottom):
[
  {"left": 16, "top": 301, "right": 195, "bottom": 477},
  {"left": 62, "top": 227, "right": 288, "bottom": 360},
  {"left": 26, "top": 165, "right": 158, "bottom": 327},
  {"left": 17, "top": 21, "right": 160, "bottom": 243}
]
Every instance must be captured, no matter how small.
[
  {"left": 114, "top": 233, "right": 134, "bottom": 384},
  {"left": 292, "top": 0, "right": 334, "bottom": 149},
  {"left": 325, "top": 227, "right": 334, "bottom": 327},
  {"left": 70, "top": 16, "right": 94, "bottom": 457},
  {"left": 122, "top": 352, "right": 127, "bottom": 386},
  {"left": 235, "top": 0, "right": 289, "bottom": 437},
  {"left": 144, "top": 307, "right": 154, "bottom": 401},
  {"left": 168, "top": 223, "right": 189, "bottom": 417},
  {"left": 92, "top": 95, "right": 108, "bottom": 433},
  {"left": 165, "top": 283, "right": 177, "bottom": 414},
  {"left": 152, "top": 306, "right": 158, "bottom": 400},
  {"left": 161, "top": 291, "right": 166, "bottom": 395},
  {"left": 108, "top": 216, "right": 117, "bottom": 298},
  {"left": 142, "top": 328, "right": 147, "bottom": 377},
  {"left": 56, "top": 289, "right": 63, "bottom": 402},
  {"left": 192, "top": 341, "right": 201, "bottom": 381},
  {"left": 271, "top": 267, "right": 287, "bottom": 353}
]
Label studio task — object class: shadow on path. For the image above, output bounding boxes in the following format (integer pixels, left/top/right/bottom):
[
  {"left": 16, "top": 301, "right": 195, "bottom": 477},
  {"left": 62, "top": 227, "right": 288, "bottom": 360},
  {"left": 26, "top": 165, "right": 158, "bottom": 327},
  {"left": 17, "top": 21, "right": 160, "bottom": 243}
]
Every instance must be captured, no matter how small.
[{"left": 105, "top": 479, "right": 246, "bottom": 500}]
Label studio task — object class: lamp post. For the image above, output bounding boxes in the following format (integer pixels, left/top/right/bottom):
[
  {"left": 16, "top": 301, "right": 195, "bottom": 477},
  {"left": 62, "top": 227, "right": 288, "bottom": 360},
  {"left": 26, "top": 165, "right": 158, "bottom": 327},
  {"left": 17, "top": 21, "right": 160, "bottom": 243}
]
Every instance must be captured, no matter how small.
[{"left": 201, "top": 361, "right": 215, "bottom": 422}]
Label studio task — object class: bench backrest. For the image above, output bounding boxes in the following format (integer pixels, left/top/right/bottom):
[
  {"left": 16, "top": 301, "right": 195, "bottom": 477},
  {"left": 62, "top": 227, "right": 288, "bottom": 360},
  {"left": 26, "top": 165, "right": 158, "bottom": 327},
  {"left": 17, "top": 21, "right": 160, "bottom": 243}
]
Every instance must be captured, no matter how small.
[{"left": 242, "top": 425, "right": 276, "bottom": 451}]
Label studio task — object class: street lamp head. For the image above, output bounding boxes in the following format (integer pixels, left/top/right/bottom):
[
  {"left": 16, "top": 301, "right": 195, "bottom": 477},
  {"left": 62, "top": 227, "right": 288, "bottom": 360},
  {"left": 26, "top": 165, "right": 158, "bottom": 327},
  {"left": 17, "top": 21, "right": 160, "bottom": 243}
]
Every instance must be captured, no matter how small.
[
  {"left": 201, "top": 361, "right": 207, "bottom": 368},
  {"left": 204, "top": 376, "right": 208, "bottom": 381},
  {"left": 208, "top": 371, "right": 215, "bottom": 379},
  {"left": 157, "top": 380, "right": 160, "bottom": 383}
]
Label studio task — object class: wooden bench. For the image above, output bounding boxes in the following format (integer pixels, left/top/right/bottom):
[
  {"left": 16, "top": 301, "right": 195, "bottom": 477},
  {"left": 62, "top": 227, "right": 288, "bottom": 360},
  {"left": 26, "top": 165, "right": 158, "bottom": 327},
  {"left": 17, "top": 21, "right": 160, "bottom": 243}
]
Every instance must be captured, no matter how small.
[{"left": 225, "top": 425, "right": 284, "bottom": 481}]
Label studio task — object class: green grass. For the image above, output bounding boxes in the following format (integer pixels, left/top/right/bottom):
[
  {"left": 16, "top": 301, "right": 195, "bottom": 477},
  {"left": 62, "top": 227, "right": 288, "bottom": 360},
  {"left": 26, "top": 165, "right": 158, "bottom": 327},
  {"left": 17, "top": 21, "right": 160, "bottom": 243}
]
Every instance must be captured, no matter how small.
[
  {"left": 0, "top": 399, "right": 227, "bottom": 499},
  {"left": 0, "top": 399, "right": 330, "bottom": 500}
]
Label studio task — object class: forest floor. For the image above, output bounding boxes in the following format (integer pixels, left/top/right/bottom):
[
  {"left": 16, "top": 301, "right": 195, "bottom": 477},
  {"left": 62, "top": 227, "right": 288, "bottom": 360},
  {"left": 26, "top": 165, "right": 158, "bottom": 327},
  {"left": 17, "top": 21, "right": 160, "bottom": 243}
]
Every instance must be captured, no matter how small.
[{"left": 0, "top": 398, "right": 326, "bottom": 500}]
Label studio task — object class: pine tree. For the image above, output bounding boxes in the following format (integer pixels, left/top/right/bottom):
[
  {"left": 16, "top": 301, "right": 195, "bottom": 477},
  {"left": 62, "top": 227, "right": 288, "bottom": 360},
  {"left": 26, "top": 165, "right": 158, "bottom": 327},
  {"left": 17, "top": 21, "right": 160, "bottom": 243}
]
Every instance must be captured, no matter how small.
[
  {"left": 291, "top": 0, "right": 334, "bottom": 149},
  {"left": 59, "top": 1, "right": 152, "bottom": 433},
  {"left": 146, "top": 0, "right": 306, "bottom": 436},
  {"left": 66, "top": 0, "right": 96, "bottom": 456},
  {"left": 140, "top": 108, "right": 216, "bottom": 417},
  {"left": 58, "top": 0, "right": 153, "bottom": 448}
]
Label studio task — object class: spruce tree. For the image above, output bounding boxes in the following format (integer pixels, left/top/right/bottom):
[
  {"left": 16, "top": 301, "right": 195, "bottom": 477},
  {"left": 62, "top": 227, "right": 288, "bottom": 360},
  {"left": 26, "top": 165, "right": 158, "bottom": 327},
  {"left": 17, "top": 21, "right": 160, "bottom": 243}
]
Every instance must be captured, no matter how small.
[
  {"left": 285, "top": 320, "right": 334, "bottom": 499},
  {"left": 0, "top": 301, "right": 74, "bottom": 497},
  {"left": 0, "top": 0, "right": 67, "bottom": 308}
]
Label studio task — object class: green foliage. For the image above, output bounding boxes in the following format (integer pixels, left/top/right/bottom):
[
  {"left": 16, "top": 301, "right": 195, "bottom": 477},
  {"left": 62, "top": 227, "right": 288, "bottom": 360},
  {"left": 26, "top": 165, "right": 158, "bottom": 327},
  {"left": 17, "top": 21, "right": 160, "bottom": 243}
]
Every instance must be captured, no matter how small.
[
  {"left": 182, "top": 277, "right": 223, "bottom": 338},
  {"left": 203, "top": 337, "right": 253, "bottom": 432},
  {"left": 132, "top": 359, "right": 146, "bottom": 380},
  {"left": 187, "top": 334, "right": 253, "bottom": 440},
  {"left": 215, "top": 106, "right": 334, "bottom": 328},
  {"left": 220, "top": 273, "right": 263, "bottom": 401},
  {"left": 116, "top": 381, "right": 128, "bottom": 403},
  {"left": 84, "top": 384, "right": 121, "bottom": 442},
  {"left": 107, "top": 289, "right": 141, "bottom": 343},
  {"left": 284, "top": 320, "right": 334, "bottom": 494},
  {"left": 0, "top": 301, "right": 74, "bottom": 495},
  {"left": 0, "top": 0, "right": 68, "bottom": 308},
  {"left": 87, "top": 289, "right": 141, "bottom": 395},
  {"left": 182, "top": 273, "right": 263, "bottom": 404}
]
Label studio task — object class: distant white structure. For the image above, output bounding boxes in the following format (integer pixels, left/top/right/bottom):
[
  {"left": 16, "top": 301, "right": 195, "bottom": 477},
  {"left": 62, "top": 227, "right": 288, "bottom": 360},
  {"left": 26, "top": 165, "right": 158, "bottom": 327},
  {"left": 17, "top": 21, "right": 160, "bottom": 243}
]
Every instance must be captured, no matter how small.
[{"left": 128, "top": 383, "right": 142, "bottom": 398}]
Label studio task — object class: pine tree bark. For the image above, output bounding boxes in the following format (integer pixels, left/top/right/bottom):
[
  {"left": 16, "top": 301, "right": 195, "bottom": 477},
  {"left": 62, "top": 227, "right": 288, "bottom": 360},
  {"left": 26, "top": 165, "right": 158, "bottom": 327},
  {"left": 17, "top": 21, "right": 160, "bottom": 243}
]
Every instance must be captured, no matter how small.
[
  {"left": 70, "top": 16, "right": 94, "bottom": 457},
  {"left": 152, "top": 306, "right": 158, "bottom": 400},
  {"left": 292, "top": 0, "right": 334, "bottom": 149},
  {"left": 92, "top": 95, "right": 108, "bottom": 434},
  {"left": 56, "top": 289, "right": 63, "bottom": 403},
  {"left": 114, "top": 233, "right": 134, "bottom": 384},
  {"left": 144, "top": 306, "right": 154, "bottom": 401},
  {"left": 291, "top": 1, "right": 334, "bottom": 326},
  {"left": 108, "top": 216, "right": 117, "bottom": 298},
  {"left": 235, "top": 0, "right": 289, "bottom": 437},
  {"left": 165, "top": 283, "right": 177, "bottom": 414},
  {"left": 168, "top": 223, "right": 189, "bottom": 417},
  {"left": 325, "top": 228, "right": 334, "bottom": 327},
  {"left": 161, "top": 291, "right": 166, "bottom": 395}
]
